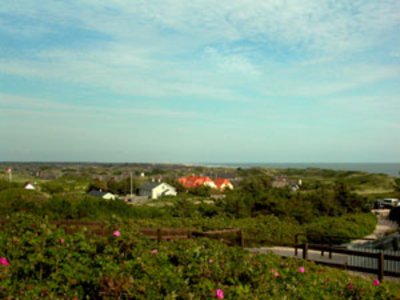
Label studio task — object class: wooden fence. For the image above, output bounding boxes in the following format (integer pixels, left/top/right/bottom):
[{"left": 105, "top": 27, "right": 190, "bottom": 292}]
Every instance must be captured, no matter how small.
[
  {"left": 50, "top": 220, "right": 108, "bottom": 235},
  {"left": 138, "top": 228, "right": 244, "bottom": 247},
  {"left": 0, "top": 219, "right": 244, "bottom": 247}
]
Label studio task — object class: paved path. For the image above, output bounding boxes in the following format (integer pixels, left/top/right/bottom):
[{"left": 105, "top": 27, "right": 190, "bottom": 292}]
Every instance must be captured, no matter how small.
[
  {"left": 248, "top": 210, "right": 399, "bottom": 281},
  {"left": 351, "top": 209, "right": 397, "bottom": 244}
]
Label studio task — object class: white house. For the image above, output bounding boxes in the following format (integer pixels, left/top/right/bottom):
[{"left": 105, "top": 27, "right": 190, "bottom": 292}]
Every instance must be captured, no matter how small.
[
  {"left": 138, "top": 182, "right": 177, "bottom": 200},
  {"left": 88, "top": 190, "right": 116, "bottom": 200},
  {"left": 24, "top": 182, "right": 36, "bottom": 190}
]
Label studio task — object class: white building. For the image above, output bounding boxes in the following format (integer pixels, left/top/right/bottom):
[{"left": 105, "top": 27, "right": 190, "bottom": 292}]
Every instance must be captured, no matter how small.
[
  {"left": 138, "top": 182, "right": 177, "bottom": 200},
  {"left": 24, "top": 183, "right": 36, "bottom": 190},
  {"left": 88, "top": 190, "right": 116, "bottom": 200}
]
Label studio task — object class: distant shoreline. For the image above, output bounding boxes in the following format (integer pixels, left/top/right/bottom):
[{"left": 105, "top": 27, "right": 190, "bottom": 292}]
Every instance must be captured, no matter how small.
[
  {"left": 199, "top": 162, "right": 400, "bottom": 177},
  {"left": 1, "top": 161, "right": 399, "bottom": 177}
]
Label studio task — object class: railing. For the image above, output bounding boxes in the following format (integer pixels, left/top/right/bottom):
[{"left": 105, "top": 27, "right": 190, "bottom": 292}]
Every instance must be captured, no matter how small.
[
  {"left": 294, "top": 243, "right": 400, "bottom": 281},
  {"left": 294, "top": 233, "right": 375, "bottom": 257}
]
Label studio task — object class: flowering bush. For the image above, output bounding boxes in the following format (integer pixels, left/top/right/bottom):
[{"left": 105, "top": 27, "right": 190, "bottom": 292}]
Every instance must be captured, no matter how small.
[{"left": 0, "top": 213, "right": 397, "bottom": 299}]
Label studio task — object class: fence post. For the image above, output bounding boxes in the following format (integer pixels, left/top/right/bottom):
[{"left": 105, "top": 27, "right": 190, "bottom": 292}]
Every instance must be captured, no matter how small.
[
  {"left": 295, "top": 235, "right": 298, "bottom": 256},
  {"left": 157, "top": 228, "right": 162, "bottom": 244},
  {"left": 303, "top": 243, "right": 309, "bottom": 260},
  {"left": 378, "top": 253, "right": 384, "bottom": 282}
]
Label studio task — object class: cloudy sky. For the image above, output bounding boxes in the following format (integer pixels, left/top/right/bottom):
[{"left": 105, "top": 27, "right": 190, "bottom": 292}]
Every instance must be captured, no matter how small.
[{"left": 0, "top": 0, "right": 399, "bottom": 163}]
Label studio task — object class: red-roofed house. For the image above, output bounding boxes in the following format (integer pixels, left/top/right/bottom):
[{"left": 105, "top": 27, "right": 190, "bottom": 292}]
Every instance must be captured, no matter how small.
[
  {"left": 179, "top": 176, "right": 217, "bottom": 189},
  {"left": 213, "top": 178, "right": 234, "bottom": 190}
]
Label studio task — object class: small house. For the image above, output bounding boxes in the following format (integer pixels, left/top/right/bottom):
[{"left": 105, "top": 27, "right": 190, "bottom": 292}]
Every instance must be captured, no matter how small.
[
  {"left": 178, "top": 176, "right": 217, "bottom": 189},
  {"left": 138, "top": 182, "right": 177, "bottom": 200},
  {"left": 24, "top": 182, "right": 36, "bottom": 190},
  {"left": 88, "top": 190, "right": 116, "bottom": 200},
  {"left": 213, "top": 178, "right": 234, "bottom": 190}
]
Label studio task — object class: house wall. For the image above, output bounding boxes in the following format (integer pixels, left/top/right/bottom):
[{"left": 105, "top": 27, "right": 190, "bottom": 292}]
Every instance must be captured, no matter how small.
[
  {"left": 220, "top": 183, "right": 234, "bottom": 190},
  {"left": 103, "top": 193, "right": 116, "bottom": 200},
  {"left": 139, "top": 189, "right": 152, "bottom": 197},
  {"left": 151, "top": 183, "right": 177, "bottom": 199},
  {"left": 24, "top": 184, "right": 35, "bottom": 190},
  {"left": 204, "top": 181, "right": 217, "bottom": 189}
]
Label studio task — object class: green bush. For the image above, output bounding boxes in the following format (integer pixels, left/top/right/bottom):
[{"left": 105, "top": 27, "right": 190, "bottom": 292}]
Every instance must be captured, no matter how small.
[
  {"left": 0, "top": 213, "right": 395, "bottom": 299},
  {"left": 304, "top": 213, "right": 377, "bottom": 244}
]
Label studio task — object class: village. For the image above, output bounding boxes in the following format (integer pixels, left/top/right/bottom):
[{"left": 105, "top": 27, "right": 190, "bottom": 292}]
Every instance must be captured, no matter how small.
[{"left": 1, "top": 162, "right": 400, "bottom": 298}]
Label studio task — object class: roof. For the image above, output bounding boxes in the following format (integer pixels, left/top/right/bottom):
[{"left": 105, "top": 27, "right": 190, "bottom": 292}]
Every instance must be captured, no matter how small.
[
  {"left": 139, "top": 182, "right": 175, "bottom": 192},
  {"left": 88, "top": 190, "right": 108, "bottom": 197},
  {"left": 178, "top": 176, "right": 213, "bottom": 188},
  {"left": 139, "top": 182, "right": 161, "bottom": 192},
  {"left": 213, "top": 178, "right": 232, "bottom": 188},
  {"left": 24, "top": 182, "right": 35, "bottom": 189}
]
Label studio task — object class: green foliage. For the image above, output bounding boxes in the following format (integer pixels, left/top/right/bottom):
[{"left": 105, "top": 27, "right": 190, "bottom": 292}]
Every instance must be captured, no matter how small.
[
  {"left": 87, "top": 178, "right": 140, "bottom": 195},
  {"left": 394, "top": 178, "right": 400, "bottom": 195},
  {"left": 0, "top": 180, "right": 20, "bottom": 192},
  {"left": 188, "top": 185, "right": 212, "bottom": 197},
  {"left": 0, "top": 188, "right": 48, "bottom": 215},
  {"left": 164, "top": 178, "right": 186, "bottom": 193},
  {"left": 304, "top": 213, "right": 377, "bottom": 244},
  {"left": 86, "top": 180, "right": 108, "bottom": 193},
  {"left": 223, "top": 177, "right": 369, "bottom": 222},
  {"left": 0, "top": 213, "right": 395, "bottom": 299},
  {"left": 40, "top": 181, "right": 66, "bottom": 194}
]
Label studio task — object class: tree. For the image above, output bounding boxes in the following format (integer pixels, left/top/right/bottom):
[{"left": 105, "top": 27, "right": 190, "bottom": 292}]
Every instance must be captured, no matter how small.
[
  {"left": 394, "top": 178, "right": 400, "bottom": 195},
  {"left": 86, "top": 180, "right": 108, "bottom": 192},
  {"left": 107, "top": 179, "right": 119, "bottom": 194}
]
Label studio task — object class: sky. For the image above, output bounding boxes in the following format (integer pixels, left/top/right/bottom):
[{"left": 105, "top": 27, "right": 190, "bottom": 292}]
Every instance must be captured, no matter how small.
[{"left": 0, "top": 0, "right": 399, "bottom": 163}]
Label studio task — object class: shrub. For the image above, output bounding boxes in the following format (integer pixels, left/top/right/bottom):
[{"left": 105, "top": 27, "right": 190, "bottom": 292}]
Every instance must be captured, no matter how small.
[{"left": 0, "top": 213, "right": 396, "bottom": 299}]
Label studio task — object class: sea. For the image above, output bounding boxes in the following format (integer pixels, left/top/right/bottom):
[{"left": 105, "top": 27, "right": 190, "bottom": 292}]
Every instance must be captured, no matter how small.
[{"left": 202, "top": 163, "right": 400, "bottom": 177}]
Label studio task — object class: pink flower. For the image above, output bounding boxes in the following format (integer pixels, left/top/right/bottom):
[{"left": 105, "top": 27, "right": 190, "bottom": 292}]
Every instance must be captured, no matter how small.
[
  {"left": 299, "top": 267, "right": 305, "bottom": 273},
  {"left": 216, "top": 289, "right": 224, "bottom": 299},
  {"left": 152, "top": 249, "right": 158, "bottom": 254},
  {"left": 349, "top": 283, "right": 354, "bottom": 291},
  {"left": 270, "top": 268, "right": 275, "bottom": 274},
  {"left": 0, "top": 257, "right": 10, "bottom": 266},
  {"left": 57, "top": 245, "right": 60, "bottom": 249},
  {"left": 275, "top": 272, "right": 280, "bottom": 277},
  {"left": 209, "top": 259, "right": 214, "bottom": 264},
  {"left": 373, "top": 279, "right": 380, "bottom": 286},
  {"left": 59, "top": 238, "right": 65, "bottom": 244},
  {"left": 113, "top": 230, "right": 120, "bottom": 237}
]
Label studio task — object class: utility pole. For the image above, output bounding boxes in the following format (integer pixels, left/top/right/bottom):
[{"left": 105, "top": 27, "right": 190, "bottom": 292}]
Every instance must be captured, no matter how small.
[{"left": 130, "top": 171, "right": 133, "bottom": 200}]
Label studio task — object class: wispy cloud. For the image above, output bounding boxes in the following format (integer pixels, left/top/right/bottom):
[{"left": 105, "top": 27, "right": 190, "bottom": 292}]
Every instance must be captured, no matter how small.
[
  {"left": 0, "top": 93, "right": 200, "bottom": 119},
  {"left": 0, "top": 1, "right": 399, "bottom": 162},
  {"left": 0, "top": 0, "right": 399, "bottom": 101}
]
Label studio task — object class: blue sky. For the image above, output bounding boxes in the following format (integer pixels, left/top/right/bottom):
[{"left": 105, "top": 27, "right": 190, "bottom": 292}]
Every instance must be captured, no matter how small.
[{"left": 0, "top": 0, "right": 399, "bottom": 163}]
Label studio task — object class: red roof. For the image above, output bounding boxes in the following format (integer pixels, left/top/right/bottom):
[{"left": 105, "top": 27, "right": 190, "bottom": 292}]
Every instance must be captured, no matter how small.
[
  {"left": 179, "top": 176, "right": 213, "bottom": 189},
  {"left": 213, "top": 178, "right": 232, "bottom": 189}
]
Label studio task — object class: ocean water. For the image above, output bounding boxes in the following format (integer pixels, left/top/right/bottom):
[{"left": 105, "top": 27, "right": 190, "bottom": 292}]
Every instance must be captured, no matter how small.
[{"left": 204, "top": 163, "right": 400, "bottom": 177}]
